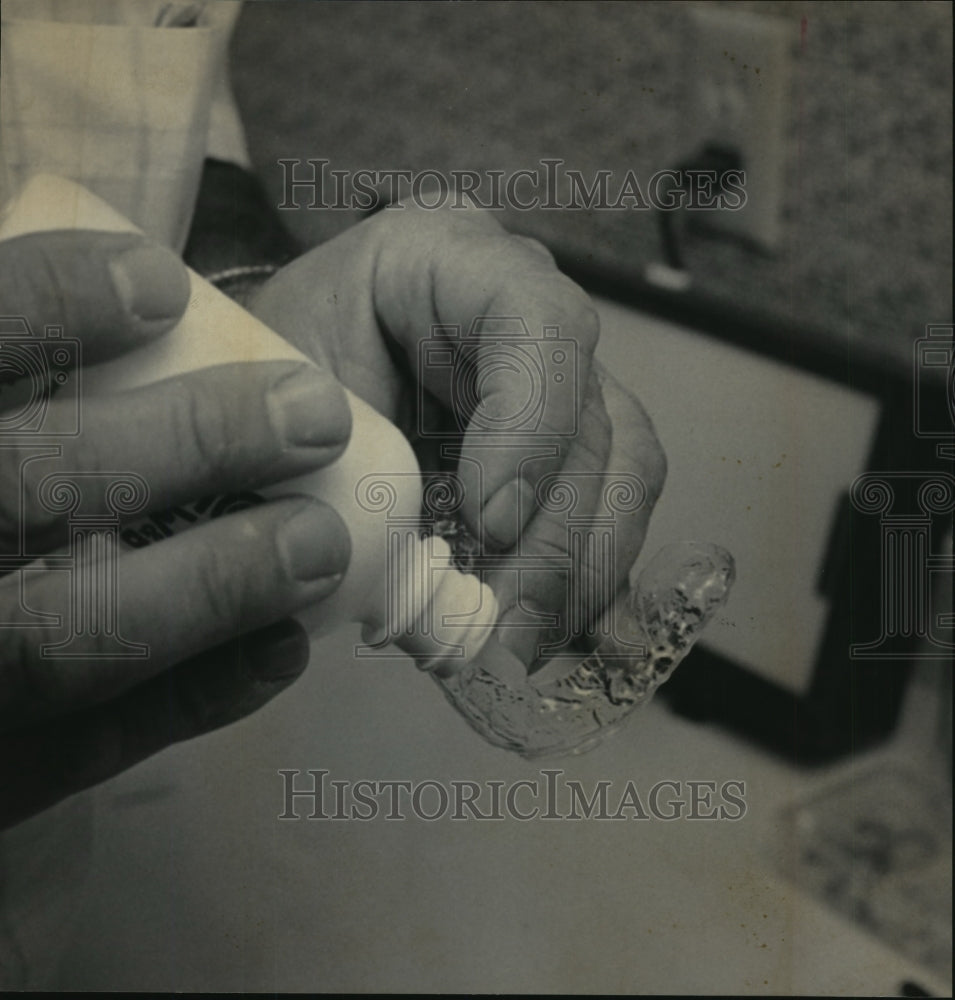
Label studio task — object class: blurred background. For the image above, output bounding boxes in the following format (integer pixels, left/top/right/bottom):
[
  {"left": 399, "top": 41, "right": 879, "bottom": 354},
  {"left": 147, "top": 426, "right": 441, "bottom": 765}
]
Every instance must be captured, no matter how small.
[{"left": 234, "top": 0, "right": 952, "bottom": 371}]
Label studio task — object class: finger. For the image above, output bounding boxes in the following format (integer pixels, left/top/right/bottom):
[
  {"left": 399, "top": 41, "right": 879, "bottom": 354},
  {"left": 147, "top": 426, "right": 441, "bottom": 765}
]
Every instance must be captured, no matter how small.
[
  {"left": 443, "top": 254, "right": 599, "bottom": 549},
  {"left": 487, "top": 371, "right": 611, "bottom": 666},
  {"left": 0, "top": 619, "right": 308, "bottom": 831},
  {"left": 0, "top": 359, "right": 351, "bottom": 550},
  {"left": 371, "top": 207, "right": 599, "bottom": 547},
  {"left": 490, "top": 367, "right": 667, "bottom": 669},
  {"left": 598, "top": 365, "right": 668, "bottom": 587},
  {"left": 548, "top": 371, "right": 667, "bottom": 661},
  {"left": 0, "top": 495, "right": 349, "bottom": 727},
  {"left": 458, "top": 283, "right": 598, "bottom": 549},
  {"left": 248, "top": 230, "right": 409, "bottom": 423},
  {"left": 510, "top": 235, "right": 558, "bottom": 264},
  {"left": 0, "top": 231, "right": 189, "bottom": 363}
]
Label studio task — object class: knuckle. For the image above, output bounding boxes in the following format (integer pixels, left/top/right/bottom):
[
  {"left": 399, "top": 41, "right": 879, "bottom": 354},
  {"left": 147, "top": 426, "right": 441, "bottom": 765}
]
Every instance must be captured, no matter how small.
[
  {"left": 631, "top": 433, "right": 667, "bottom": 509},
  {"left": 630, "top": 429, "right": 667, "bottom": 510},
  {"left": 191, "top": 533, "right": 253, "bottom": 635},
  {"left": 514, "top": 235, "right": 556, "bottom": 265},
  {"left": 188, "top": 511, "right": 277, "bottom": 637},
  {"left": 560, "top": 284, "right": 600, "bottom": 351},
  {"left": 645, "top": 441, "right": 668, "bottom": 505},
  {"left": 175, "top": 377, "right": 237, "bottom": 480},
  {"left": 524, "top": 519, "right": 573, "bottom": 562},
  {"left": 597, "top": 369, "right": 667, "bottom": 504},
  {"left": 500, "top": 270, "right": 598, "bottom": 354},
  {"left": 433, "top": 195, "right": 499, "bottom": 230},
  {"left": 583, "top": 379, "right": 614, "bottom": 436}
]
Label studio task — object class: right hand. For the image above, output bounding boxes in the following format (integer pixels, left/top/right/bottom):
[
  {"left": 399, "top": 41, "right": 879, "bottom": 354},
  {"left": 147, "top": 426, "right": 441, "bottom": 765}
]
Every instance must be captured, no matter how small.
[
  {"left": 0, "top": 230, "right": 352, "bottom": 830},
  {"left": 251, "top": 203, "right": 667, "bottom": 671}
]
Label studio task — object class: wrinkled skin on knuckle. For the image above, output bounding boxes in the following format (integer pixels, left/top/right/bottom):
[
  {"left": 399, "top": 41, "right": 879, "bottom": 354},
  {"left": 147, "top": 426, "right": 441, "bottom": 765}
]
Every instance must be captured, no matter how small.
[
  {"left": 172, "top": 376, "right": 239, "bottom": 484},
  {"left": 478, "top": 274, "right": 599, "bottom": 388},
  {"left": 510, "top": 234, "right": 557, "bottom": 265},
  {"left": 189, "top": 528, "right": 259, "bottom": 639}
]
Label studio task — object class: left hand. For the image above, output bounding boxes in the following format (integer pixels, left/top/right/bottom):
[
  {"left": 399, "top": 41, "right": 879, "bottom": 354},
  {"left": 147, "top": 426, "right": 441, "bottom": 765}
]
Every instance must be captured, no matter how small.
[
  {"left": 0, "top": 230, "right": 350, "bottom": 829},
  {"left": 251, "top": 200, "right": 667, "bottom": 670}
]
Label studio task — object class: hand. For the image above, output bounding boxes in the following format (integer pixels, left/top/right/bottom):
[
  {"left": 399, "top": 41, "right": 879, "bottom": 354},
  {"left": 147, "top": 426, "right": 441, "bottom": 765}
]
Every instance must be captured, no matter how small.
[
  {"left": 251, "top": 200, "right": 667, "bottom": 671},
  {"left": 0, "top": 230, "right": 352, "bottom": 829}
]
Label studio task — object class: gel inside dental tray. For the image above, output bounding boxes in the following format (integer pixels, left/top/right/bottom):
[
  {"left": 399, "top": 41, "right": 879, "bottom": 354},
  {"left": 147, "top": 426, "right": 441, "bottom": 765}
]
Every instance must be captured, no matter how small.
[{"left": 431, "top": 515, "right": 736, "bottom": 759}]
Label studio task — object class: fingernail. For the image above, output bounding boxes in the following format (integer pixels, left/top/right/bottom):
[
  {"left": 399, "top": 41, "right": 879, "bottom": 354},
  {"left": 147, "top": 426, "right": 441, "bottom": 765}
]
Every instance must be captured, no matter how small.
[
  {"left": 495, "top": 600, "right": 551, "bottom": 666},
  {"left": 267, "top": 366, "right": 352, "bottom": 450},
  {"left": 278, "top": 501, "right": 351, "bottom": 584},
  {"left": 483, "top": 477, "right": 536, "bottom": 549},
  {"left": 247, "top": 619, "right": 310, "bottom": 682},
  {"left": 108, "top": 243, "right": 191, "bottom": 323}
]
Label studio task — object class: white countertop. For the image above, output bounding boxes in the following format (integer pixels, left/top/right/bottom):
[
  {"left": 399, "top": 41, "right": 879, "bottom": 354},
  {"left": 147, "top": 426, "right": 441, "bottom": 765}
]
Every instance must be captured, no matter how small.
[{"left": 18, "top": 625, "right": 941, "bottom": 995}]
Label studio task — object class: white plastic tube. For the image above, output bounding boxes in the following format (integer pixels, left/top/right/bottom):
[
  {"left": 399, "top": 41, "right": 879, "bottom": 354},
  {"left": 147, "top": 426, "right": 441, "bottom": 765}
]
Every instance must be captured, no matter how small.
[{"left": 0, "top": 174, "right": 499, "bottom": 669}]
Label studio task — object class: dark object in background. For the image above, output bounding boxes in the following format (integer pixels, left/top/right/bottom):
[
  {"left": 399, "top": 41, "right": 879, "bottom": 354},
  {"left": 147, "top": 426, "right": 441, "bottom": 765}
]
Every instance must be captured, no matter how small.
[
  {"left": 562, "top": 258, "right": 953, "bottom": 767},
  {"left": 183, "top": 158, "right": 302, "bottom": 278}
]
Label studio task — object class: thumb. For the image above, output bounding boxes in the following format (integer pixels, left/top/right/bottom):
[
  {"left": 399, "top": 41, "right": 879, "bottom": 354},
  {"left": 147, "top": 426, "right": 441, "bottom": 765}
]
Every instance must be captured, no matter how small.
[{"left": 0, "top": 230, "right": 189, "bottom": 365}]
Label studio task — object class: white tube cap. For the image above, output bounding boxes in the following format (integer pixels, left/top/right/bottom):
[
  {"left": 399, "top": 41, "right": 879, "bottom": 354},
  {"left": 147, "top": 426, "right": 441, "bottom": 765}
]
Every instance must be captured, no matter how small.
[{"left": 392, "top": 536, "right": 499, "bottom": 673}]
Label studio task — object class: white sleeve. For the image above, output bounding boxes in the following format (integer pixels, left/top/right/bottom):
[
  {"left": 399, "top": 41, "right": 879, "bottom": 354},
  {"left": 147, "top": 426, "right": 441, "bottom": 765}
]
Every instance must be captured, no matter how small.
[
  {"left": 0, "top": 0, "right": 249, "bottom": 247},
  {"left": 204, "top": 2, "right": 252, "bottom": 168}
]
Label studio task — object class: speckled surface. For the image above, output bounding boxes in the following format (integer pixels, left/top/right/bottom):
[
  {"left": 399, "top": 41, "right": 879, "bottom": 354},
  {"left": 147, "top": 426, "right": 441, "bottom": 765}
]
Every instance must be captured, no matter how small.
[{"left": 231, "top": 0, "right": 952, "bottom": 373}]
